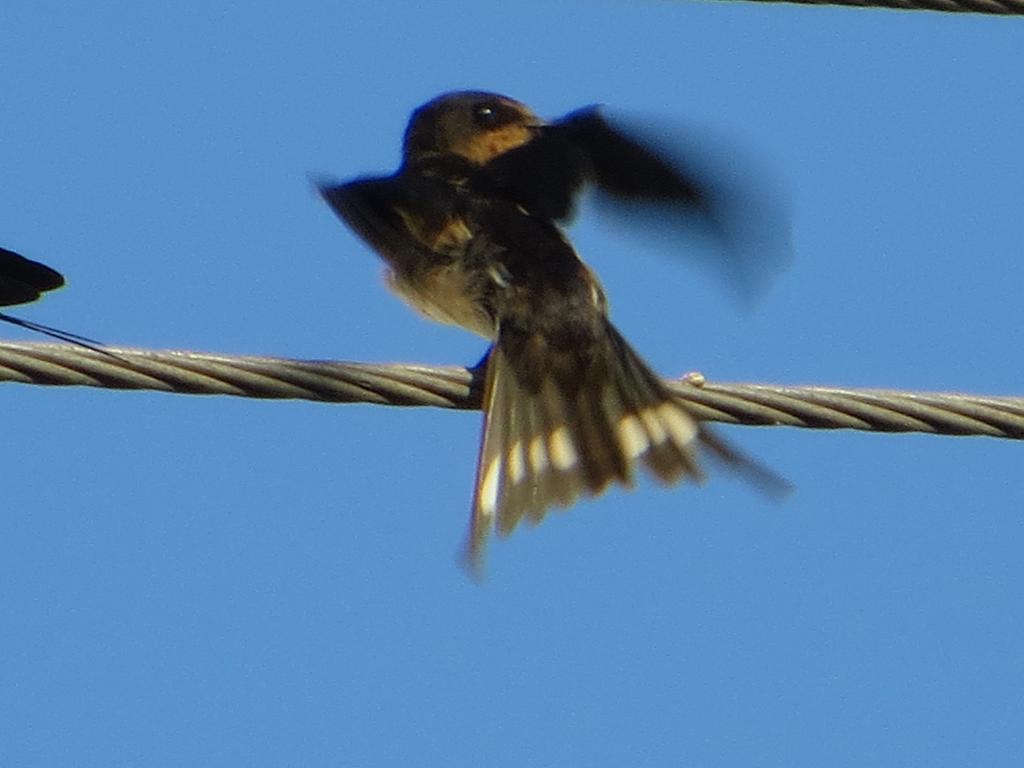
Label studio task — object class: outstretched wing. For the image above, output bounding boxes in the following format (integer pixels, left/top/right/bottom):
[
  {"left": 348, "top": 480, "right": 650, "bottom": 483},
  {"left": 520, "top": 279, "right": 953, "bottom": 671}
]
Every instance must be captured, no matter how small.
[
  {"left": 318, "top": 175, "right": 462, "bottom": 274},
  {"left": 557, "top": 107, "right": 711, "bottom": 210},
  {"left": 480, "top": 108, "right": 791, "bottom": 302},
  {"left": 477, "top": 107, "right": 710, "bottom": 222}
]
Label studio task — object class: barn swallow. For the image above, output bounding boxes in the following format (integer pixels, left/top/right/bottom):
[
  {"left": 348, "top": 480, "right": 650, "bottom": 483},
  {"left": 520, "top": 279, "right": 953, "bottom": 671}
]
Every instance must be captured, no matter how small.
[
  {"left": 0, "top": 246, "right": 106, "bottom": 351},
  {"left": 319, "top": 91, "right": 785, "bottom": 574}
]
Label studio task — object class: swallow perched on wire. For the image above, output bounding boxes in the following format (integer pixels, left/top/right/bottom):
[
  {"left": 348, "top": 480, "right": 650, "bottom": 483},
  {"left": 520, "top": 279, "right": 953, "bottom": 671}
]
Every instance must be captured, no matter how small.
[
  {"left": 0, "top": 245, "right": 106, "bottom": 351},
  {"left": 319, "top": 91, "right": 786, "bottom": 574}
]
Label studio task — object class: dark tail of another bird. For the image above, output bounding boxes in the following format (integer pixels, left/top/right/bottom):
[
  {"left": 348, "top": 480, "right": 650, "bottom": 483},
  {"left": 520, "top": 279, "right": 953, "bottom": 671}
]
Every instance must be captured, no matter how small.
[
  {"left": 0, "top": 246, "right": 111, "bottom": 354},
  {"left": 0, "top": 312, "right": 109, "bottom": 352},
  {"left": 463, "top": 317, "right": 784, "bottom": 576}
]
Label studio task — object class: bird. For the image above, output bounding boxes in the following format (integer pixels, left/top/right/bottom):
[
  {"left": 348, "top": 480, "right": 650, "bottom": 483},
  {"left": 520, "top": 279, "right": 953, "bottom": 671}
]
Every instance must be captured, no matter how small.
[
  {"left": 318, "top": 91, "right": 787, "bottom": 574},
  {"left": 0, "top": 245, "right": 106, "bottom": 350}
]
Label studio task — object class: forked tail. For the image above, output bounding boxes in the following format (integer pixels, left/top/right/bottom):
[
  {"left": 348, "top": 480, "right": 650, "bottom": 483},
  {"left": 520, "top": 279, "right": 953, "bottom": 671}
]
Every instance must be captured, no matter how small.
[{"left": 464, "top": 318, "right": 776, "bottom": 576}]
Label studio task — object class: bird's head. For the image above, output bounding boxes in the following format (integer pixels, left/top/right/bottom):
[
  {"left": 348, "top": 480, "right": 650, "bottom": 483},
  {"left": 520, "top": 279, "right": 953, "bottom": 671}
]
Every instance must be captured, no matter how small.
[{"left": 402, "top": 91, "right": 543, "bottom": 167}]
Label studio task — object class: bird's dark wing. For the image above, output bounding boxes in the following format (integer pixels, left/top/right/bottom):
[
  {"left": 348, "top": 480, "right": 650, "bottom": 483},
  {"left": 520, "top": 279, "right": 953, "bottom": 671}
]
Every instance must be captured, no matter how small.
[
  {"left": 0, "top": 246, "right": 66, "bottom": 307},
  {"left": 555, "top": 107, "right": 710, "bottom": 210},
  {"left": 476, "top": 107, "right": 710, "bottom": 222},
  {"left": 489, "top": 108, "right": 790, "bottom": 303},
  {"left": 318, "top": 175, "right": 459, "bottom": 273},
  {"left": 472, "top": 127, "right": 591, "bottom": 221}
]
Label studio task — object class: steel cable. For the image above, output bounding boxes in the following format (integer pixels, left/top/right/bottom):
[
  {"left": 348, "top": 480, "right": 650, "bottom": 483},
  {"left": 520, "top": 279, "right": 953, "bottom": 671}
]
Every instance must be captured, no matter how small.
[
  {"left": 2, "top": 341, "right": 1022, "bottom": 440},
  {"left": 721, "top": 0, "right": 1024, "bottom": 15}
]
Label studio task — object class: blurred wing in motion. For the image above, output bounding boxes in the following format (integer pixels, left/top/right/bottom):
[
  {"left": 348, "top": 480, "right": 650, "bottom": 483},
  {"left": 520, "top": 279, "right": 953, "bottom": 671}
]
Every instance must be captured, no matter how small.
[
  {"left": 481, "top": 108, "right": 792, "bottom": 303},
  {"left": 557, "top": 106, "right": 712, "bottom": 210}
]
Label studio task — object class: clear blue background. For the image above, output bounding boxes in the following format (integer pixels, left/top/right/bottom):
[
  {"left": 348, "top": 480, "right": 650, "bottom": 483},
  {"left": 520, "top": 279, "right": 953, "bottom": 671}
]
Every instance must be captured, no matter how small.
[{"left": 2, "top": 3, "right": 1022, "bottom": 766}]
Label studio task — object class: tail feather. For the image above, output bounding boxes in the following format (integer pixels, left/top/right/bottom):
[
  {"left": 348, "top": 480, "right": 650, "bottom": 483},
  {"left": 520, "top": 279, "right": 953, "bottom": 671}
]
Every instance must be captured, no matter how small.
[
  {"left": 605, "top": 325, "right": 705, "bottom": 484},
  {"left": 568, "top": 378, "right": 631, "bottom": 494},
  {"left": 501, "top": 388, "right": 545, "bottom": 533},
  {"left": 529, "top": 380, "right": 582, "bottom": 515},
  {"left": 496, "top": 370, "right": 583, "bottom": 535},
  {"left": 464, "top": 318, "right": 715, "bottom": 576},
  {"left": 696, "top": 424, "right": 791, "bottom": 500}
]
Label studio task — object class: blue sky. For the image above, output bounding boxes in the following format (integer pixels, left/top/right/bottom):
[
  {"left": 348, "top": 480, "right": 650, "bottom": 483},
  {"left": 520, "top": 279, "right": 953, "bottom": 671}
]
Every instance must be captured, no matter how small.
[{"left": 2, "top": 3, "right": 1023, "bottom": 766}]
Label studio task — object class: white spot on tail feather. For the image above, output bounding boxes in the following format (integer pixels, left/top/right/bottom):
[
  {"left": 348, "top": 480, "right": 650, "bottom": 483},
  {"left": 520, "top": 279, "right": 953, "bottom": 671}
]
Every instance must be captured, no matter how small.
[
  {"left": 659, "top": 403, "right": 698, "bottom": 447},
  {"left": 507, "top": 440, "right": 526, "bottom": 484},
  {"left": 618, "top": 414, "right": 650, "bottom": 459},
  {"left": 479, "top": 457, "right": 502, "bottom": 517},
  {"left": 549, "top": 426, "right": 578, "bottom": 470}
]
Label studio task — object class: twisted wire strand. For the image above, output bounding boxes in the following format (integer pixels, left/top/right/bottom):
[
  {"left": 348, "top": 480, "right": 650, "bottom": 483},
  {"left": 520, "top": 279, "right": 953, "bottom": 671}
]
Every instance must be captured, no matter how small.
[
  {"left": 721, "top": 0, "right": 1024, "bottom": 14},
  {"left": 2, "top": 341, "right": 1022, "bottom": 440}
]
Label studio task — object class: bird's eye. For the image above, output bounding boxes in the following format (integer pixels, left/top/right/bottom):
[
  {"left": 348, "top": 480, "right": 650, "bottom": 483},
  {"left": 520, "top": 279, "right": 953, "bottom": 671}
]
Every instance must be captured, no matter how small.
[{"left": 473, "top": 103, "right": 500, "bottom": 127}]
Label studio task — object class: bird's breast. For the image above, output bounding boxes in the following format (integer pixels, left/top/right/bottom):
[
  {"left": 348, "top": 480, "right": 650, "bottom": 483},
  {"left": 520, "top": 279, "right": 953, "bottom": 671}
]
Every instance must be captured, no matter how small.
[{"left": 386, "top": 258, "right": 497, "bottom": 340}]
